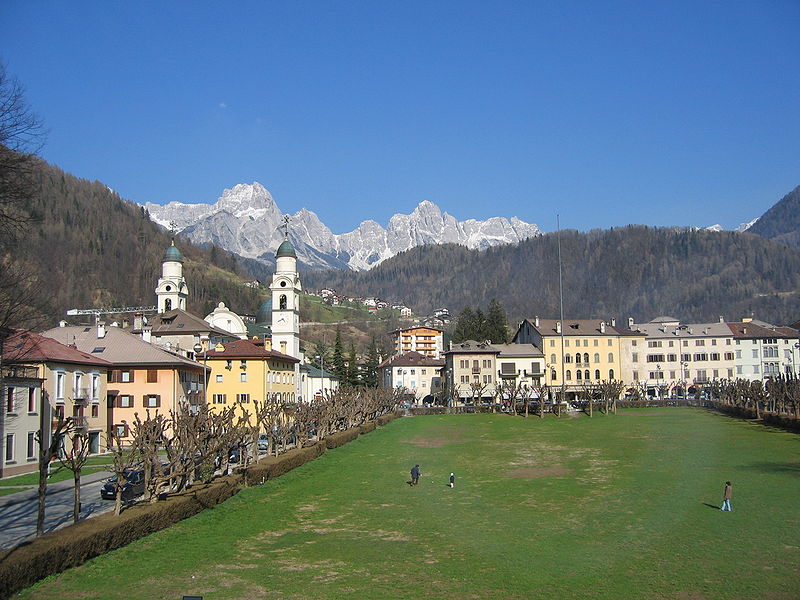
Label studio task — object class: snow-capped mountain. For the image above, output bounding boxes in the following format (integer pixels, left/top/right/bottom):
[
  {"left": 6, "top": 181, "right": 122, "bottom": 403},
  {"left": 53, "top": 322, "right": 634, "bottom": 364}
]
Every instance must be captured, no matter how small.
[
  {"left": 704, "top": 218, "right": 758, "bottom": 233},
  {"left": 145, "top": 183, "right": 542, "bottom": 271}
]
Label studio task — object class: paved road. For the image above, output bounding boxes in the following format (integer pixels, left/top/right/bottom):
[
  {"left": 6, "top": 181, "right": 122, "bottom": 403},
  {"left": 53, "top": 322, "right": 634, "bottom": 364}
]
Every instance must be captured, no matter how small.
[{"left": 0, "top": 471, "right": 120, "bottom": 550}]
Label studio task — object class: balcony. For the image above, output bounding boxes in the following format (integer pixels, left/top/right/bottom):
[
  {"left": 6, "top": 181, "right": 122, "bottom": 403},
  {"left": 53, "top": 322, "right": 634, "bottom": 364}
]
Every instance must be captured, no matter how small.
[
  {"left": 73, "top": 387, "right": 91, "bottom": 402},
  {"left": 471, "top": 367, "right": 481, "bottom": 374}
]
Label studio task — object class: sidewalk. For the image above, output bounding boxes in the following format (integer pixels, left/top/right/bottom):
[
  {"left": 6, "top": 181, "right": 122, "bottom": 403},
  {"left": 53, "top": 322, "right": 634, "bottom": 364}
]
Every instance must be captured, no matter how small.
[{"left": 0, "top": 470, "right": 111, "bottom": 507}]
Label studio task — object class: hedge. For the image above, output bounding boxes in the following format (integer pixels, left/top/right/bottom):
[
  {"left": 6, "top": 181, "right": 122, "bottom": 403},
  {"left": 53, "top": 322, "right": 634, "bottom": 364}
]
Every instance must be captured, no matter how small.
[
  {"left": 0, "top": 414, "right": 399, "bottom": 599},
  {"left": 0, "top": 475, "right": 242, "bottom": 599}
]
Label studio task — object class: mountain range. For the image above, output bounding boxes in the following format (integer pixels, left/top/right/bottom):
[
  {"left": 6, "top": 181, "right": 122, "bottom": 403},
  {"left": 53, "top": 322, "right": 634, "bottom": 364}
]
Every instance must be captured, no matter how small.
[{"left": 145, "top": 183, "right": 542, "bottom": 271}]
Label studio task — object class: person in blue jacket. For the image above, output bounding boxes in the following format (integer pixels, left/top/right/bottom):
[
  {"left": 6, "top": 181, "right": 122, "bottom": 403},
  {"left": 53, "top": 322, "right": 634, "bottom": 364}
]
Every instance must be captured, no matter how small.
[{"left": 410, "top": 464, "right": 420, "bottom": 485}]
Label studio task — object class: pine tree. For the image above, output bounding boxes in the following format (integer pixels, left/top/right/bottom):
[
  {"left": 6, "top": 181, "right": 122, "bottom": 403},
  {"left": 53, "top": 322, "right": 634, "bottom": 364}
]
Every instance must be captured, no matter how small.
[
  {"left": 331, "top": 327, "right": 345, "bottom": 381},
  {"left": 363, "top": 336, "right": 380, "bottom": 388},
  {"left": 486, "top": 299, "right": 509, "bottom": 344},
  {"left": 453, "top": 307, "right": 476, "bottom": 343}
]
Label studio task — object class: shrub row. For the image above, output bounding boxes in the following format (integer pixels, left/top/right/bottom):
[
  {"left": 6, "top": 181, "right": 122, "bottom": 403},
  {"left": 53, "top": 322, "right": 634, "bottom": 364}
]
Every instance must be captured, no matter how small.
[
  {"left": 0, "top": 417, "right": 396, "bottom": 600},
  {"left": 708, "top": 401, "right": 800, "bottom": 433}
]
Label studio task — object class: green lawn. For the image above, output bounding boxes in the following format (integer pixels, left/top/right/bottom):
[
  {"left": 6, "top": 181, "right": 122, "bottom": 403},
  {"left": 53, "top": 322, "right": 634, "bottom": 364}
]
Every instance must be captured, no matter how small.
[{"left": 19, "top": 409, "right": 800, "bottom": 599}]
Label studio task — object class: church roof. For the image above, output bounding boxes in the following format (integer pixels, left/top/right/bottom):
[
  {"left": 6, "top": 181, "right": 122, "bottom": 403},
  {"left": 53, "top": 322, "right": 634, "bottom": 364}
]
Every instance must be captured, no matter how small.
[
  {"left": 276, "top": 239, "right": 296, "bottom": 258},
  {"left": 163, "top": 241, "right": 183, "bottom": 263}
]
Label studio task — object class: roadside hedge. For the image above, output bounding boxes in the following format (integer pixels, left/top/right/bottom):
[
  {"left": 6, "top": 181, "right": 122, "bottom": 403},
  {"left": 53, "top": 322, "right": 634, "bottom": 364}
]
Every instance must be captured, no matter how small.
[{"left": 0, "top": 416, "right": 398, "bottom": 599}]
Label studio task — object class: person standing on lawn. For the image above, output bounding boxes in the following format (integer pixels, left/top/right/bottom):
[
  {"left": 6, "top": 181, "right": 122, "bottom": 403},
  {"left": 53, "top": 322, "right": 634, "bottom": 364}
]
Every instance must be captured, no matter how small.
[
  {"left": 449, "top": 473, "right": 455, "bottom": 488},
  {"left": 721, "top": 481, "right": 733, "bottom": 511},
  {"left": 410, "top": 464, "right": 420, "bottom": 485}
]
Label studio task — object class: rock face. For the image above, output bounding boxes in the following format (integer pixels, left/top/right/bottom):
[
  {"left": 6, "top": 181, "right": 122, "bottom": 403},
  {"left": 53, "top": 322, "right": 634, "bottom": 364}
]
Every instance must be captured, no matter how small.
[{"left": 145, "top": 182, "right": 542, "bottom": 271}]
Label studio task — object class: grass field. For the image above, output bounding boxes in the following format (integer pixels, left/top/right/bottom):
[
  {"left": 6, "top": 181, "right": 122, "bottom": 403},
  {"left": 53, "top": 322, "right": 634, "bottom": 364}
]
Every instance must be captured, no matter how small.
[{"left": 18, "top": 409, "right": 800, "bottom": 599}]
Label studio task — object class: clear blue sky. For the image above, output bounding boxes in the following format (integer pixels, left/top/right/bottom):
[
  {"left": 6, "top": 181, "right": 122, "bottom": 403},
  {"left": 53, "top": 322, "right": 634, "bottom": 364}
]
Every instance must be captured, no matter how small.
[{"left": 2, "top": 1, "right": 798, "bottom": 233}]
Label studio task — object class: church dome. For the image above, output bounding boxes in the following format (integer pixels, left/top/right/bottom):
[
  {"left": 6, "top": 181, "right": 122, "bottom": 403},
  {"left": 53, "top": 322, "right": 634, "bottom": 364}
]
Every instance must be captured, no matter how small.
[
  {"left": 163, "top": 242, "right": 183, "bottom": 263},
  {"left": 276, "top": 239, "right": 297, "bottom": 259},
  {"left": 256, "top": 299, "right": 272, "bottom": 324}
]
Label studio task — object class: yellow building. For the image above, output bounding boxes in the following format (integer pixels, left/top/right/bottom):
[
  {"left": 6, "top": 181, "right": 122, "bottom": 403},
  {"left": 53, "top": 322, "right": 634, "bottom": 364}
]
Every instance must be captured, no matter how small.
[
  {"left": 204, "top": 338, "right": 300, "bottom": 424},
  {"left": 388, "top": 326, "right": 444, "bottom": 358},
  {"left": 512, "top": 317, "right": 645, "bottom": 392}
]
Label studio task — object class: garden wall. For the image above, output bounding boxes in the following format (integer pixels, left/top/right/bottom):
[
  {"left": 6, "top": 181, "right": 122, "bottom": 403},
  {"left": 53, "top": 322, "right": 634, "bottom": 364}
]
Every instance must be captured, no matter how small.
[{"left": 0, "top": 414, "right": 400, "bottom": 600}]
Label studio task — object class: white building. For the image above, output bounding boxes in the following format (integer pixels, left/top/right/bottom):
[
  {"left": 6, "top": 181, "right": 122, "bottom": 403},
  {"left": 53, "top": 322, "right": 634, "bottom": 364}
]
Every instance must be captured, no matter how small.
[{"left": 727, "top": 318, "right": 800, "bottom": 379}]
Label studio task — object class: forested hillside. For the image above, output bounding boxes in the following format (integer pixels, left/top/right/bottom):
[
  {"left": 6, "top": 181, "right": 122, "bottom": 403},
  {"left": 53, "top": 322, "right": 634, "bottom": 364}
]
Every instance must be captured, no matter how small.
[
  {"left": 747, "top": 185, "right": 800, "bottom": 250},
  {"left": 21, "top": 159, "right": 265, "bottom": 322},
  {"left": 303, "top": 227, "right": 800, "bottom": 325}
]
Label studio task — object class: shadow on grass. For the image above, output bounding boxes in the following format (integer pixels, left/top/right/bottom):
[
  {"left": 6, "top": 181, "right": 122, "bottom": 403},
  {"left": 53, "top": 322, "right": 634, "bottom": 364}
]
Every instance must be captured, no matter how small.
[
  {"left": 702, "top": 502, "right": 721, "bottom": 510},
  {"left": 742, "top": 462, "right": 800, "bottom": 475}
]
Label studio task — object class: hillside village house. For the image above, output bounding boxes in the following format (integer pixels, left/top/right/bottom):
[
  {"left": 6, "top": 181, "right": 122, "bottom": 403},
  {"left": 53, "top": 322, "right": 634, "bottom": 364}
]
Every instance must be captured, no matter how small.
[
  {"left": 42, "top": 322, "right": 209, "bottom": 444},
  {"left": 378, "top": 351, "right": 444, "bottom": 402},
  {"left": 1, "top": 330, "right": 112, "bottom": 477},
  {"left": 512, "top": 317, "right": 645, "bottom": 395},
  {"left": 203, "top": 337, "right": 300, "bottom": 424},
  {"left": 388, "top": 326, "right": 443, "bottom": 359},
  {"left": 299, "top": 362, "right": 339, "bottom": 402},
  {"left": 726, "top": 318, "right": 799, "bottom": 379}
]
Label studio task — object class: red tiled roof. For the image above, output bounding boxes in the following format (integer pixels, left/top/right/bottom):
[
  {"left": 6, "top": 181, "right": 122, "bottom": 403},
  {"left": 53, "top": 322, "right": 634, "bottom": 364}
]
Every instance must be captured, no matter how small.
[{"left": 1, "top": 329, "right": 113, "bottom": 367}]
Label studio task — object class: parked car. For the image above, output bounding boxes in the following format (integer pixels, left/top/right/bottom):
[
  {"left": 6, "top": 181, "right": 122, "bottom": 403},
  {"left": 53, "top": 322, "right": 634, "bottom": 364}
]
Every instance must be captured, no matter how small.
[
  {"left": 100, "top": 469, "right": 145, "bottom": 500},
  {"left": 257, "top": 434, "right": 269, "bottom": 452}
]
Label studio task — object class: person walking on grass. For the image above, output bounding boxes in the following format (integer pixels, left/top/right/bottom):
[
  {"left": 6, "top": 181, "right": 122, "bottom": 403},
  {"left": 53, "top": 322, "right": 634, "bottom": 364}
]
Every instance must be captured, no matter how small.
[
  {"left": 449, "top": 472, "right": 455, "bottom": 488},
  {"left": 721, "top": 481, "right": 733, "bottom": 511},
  {"left": 410, "top": 464, "right": 420, "bottom": 485}
]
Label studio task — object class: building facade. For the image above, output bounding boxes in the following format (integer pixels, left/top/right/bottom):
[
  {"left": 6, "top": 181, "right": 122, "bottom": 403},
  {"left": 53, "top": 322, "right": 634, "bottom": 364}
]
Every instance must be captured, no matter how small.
[
  {"left": 378, "top": 351, "right": 444, "bottom": 402},
  {"left": 444, "top": 340, "right": 500, "bottom": 402},
  {"left": 388, "top": 327, "right": 444, "bottom": 359}
]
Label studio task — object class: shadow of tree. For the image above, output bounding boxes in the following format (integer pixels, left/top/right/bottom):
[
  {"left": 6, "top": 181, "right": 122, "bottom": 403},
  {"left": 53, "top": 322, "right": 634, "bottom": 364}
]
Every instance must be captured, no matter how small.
[{"left": 743, "top": 462, "right": 800, "bottom": 475}]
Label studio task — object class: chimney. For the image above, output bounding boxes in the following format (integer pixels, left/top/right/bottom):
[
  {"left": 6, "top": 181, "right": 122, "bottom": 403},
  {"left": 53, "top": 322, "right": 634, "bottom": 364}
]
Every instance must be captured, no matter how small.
[
  {"left": 280, "top": 341, "right": 287, "bottom": 354},
  {"left": 600, "top": 321, "right": 606, "bottom": 333},
  {"left": 719, "top": 315, "right": 724, "bottom": 323},
  {"left": 627, "top": 317, "right": 634, "bottom": 329},
  {"left": 264, "top": 337, "right": 272, "bottom": 351},
  {"left": 97, "top": 320, "right": 106, "bottom": 339},
  {"left": 58, "top": 320, "right": 67, "bottom": 328},
  {"left": 556, "top": 321, "right": 562, "bottom": 334},
  {"left": 133, "top": 312, "right": 144, "bottom": 330},
  {"left": 534, "top": 316, "right": 540, "bottom": 327},
  {"left": 142, "top": 326, "right": 152, "bottom": 344},
  {"left": 611, "top": 318, "right": 616, "bottom": 327}
]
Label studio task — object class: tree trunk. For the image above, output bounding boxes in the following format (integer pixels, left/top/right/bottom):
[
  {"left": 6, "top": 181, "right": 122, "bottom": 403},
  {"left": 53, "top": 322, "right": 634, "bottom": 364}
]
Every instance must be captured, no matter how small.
[
  {"left": 36, "top": 456, "right": 48, "bottom": 537},
  {"left": 114, "top": 486, "right": 123, "bottom": 516},
  {"left": 73, "top": 469, "right": 81, "bottom": 524}
]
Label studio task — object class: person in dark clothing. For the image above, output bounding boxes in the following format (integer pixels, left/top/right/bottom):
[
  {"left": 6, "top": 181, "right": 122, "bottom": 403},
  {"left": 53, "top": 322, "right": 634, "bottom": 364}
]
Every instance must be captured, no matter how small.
[
  {"left": 721, "top": 481, "right": 733, "bottom": 511},
  {"left": 410, "top": 464, "right": 420, "bottom": 485},
  {"left": 449, "top": 472, "right": 455, "bottom": 488}
]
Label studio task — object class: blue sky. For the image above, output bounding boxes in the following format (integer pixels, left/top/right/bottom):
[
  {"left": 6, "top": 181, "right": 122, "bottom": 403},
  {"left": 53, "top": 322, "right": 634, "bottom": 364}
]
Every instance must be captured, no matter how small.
[{"left": 2, "top": 1, "right": 798, "bottom": 234}]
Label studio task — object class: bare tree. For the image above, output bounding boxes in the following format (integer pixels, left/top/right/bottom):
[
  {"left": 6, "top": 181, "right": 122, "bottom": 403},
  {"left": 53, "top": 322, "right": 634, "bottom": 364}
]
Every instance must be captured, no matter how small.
[
  {"left": 35, "top": 409, "right": 73, "bottom": 536},
  {"left": 58, "top": 431, "right": 91, "bottom": 524},
  {"left": 106, "top": 427, "right": 142, "bottom": 516}
]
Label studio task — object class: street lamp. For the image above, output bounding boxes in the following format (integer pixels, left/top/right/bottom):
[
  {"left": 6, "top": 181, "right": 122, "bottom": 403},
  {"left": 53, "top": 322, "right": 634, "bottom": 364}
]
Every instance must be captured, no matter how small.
[
  {"left": 315, "top": 354, "right": 325, "bottom": 399},
  {"left": 193, "top": 342, "right": 208, "bottom": 407}
]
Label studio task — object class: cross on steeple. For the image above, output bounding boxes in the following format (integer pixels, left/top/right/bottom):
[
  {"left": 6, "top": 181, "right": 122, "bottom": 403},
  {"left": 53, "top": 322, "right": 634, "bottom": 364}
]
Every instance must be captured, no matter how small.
[{"left": 282, "top": 215, "right": 290, "bottom": 239}]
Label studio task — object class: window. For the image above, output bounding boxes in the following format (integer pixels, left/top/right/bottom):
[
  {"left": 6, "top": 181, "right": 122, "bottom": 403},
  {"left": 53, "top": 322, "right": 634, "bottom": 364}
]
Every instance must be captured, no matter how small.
[
  {"left": 28, "top": 388, "right": 36, "bottom": 413},
  {"left": 482, "top": 360, "right": 491, "bottom": 369},
  {"left": 666, "top": 353, "right": 677, "bottom": 362},
  {"left": 530, "top": 362, "right": 541, "bottom": 373},
  {"left": 713, "top": 369, "right": 719, "bottom": 378},
  {"left": 632, "top": 353, "right": 639, "bottom": 363},
  {"left": 648, "top": 341, "right": 662, "bottom": 348},
  {"left": 647, "top": 354, "right": 665, "bottom": 363},
  {"left": 576, "top": 370, "right": 582, "bottom": 380},
  {"left": 696, "top": 340, "right": 705, "bottom": 347},
  {"left": 595, "top": 369, "right": 601, "bottom": 380},
  {"left": 144, "top": 395, "right": 160, "bottom": 408},
  {"left": 473, "top": 360, "right": 479, "bottom": 370},
  {"left": 584, "top": 369, "right": 590, "bottom": 380},
  {"left": 593, "top": 339, "right": 598, "bottom": 347},
  {"left": 27, "top": 432, "right": 36, "bottom": 459},
  {"left": 682, "top": 340, "right": 688, "bottom": 347},
  {"left": 237, "top": 393, "right": 250, "bottom": 403},
  {"left": 483, "top": 374, "right": 492, "bottom": 384},
  {"left": 753, "top": 365, "right": 760, "bottom": 374},
  {"left": 213, "top": 394, "right": 227, "bottom": 404},
  {"left": 91, "top": 404, "right": 99, "bottom": 418},
  {"left": 608, "top": 339, "right": 613, "bottom": 346},
  {"left": 583, "top": 340, "right": 589, "bottom": 347},
  {"left": 668, "top": 341, "right": 674, "bottom": 347},
  {"left": 752, "top": 349, "right": 759, "bottom": 359},
  {"left": 609, "top": 369, "right": 615, "bottom": 380},
  {"left": 682, "top": 353, "right": 691, "bottom": 362},
  {"left": 216, "top": 374, "right": 223, "bottom": 383},
  {"left": 410, "top": 369, "right": 415, "bottom": 375},
  {"left": 118, "top": 395, "right": 133, "bottom": 408},
  {"left": 575, "top": 353, "right": 581, "bottom": 364},
  {"left": 114, "top": 424, "right": 128, "bottom": 438},
  {"left": 6, "top": 434, "right": 14, "bottom": 461},
  {"left": 710, "top": 353, "right": 720, "bottom": 361},
  {"left": 736, "top": 365, "right": 743, "bottom": 375},
  {"left": 566, "top": 370, "right": 572, "bottom": 380},
  {"left": 669, "top": 371, "right": 675, "bottom": 379},
  {"left": 500, "top": 363, "right": 516, "bottom": 375},
  {"left": 460, "top": 359, "right": 468, "bottom": 369},
  {"left": 727, "top": 369, "right": 733, "bottom": 378},
  {"left": 564, "top": 339, "right": 570, "bottom": 347},
  {"left": 421, "top": 369, "right": 426, "bottom": 375},
  {"left": 632, "top": 340, "right": 638, "bottom": 347},
  {"left": 608, "top": 353, "right": 614, "bottom": 363},
  {"left": 147, "top": 369, "right": 158, "bottom": 383},
  {"left": 735, "top": 350, "right": 741, "bottom": 359},
  {"left": 240, "top": 372, "right": 247, "bottom": 382},
  {"left": 56, "top": 372, "right": 65, "bottom": 401},
  {"left": 550, "top": 339, "right": 555, "bottom": 347},
  {"left": 550, "top": 354, "right": 557, "bottom": 364},
  {"left": 694, "top": 353, "right": 708, "bottom": 361},
  {"left": 551, "top": 369, "right": 557, "bottom": 381},
  {"left": 460, "top": 375, "right": 469, "bottom": 384},
  {"left": 593, "top": 353, "right": 600, "bottom": 363},
  {"left": 6, "top": 387, "right": 14, "bottom": 414},
  {"left": 565, "top": 354, "right": 572, "bottom": 363}
]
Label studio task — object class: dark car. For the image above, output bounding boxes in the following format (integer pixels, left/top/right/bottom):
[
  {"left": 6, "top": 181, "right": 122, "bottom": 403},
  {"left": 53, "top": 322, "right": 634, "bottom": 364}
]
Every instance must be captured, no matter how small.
[{"left": 100, "top": 469, "right": 145, "bottom": 501}]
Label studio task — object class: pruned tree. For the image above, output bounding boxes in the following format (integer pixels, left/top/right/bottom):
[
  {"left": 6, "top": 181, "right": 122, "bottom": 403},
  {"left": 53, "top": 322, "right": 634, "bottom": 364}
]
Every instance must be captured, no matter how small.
[
  {"left": 106, "top": 425, "right": 142, "bottom": 516},
  {"left": 35, "top": 407, "right": 73, "bottom": 536},
  {"left": 58, "top": 430, "right": 91, "bottom": 524}
]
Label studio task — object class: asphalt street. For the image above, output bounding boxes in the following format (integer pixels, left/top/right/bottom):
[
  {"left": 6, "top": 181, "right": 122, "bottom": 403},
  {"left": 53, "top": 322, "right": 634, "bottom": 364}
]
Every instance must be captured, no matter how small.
[{"left": 0, "top": 471, "right": 118, "bottom": 550}]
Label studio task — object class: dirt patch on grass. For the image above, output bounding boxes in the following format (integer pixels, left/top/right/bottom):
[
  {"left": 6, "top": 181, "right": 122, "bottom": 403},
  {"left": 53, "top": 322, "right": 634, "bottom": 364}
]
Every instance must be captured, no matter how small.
[
  {"left": 508, "top": 467, "right": 572, "bottom": 479},
  {"left": 405, "top": 437, "right": 452, "bottom": 447},
  {"left": 675, "top": 592, "right": 708, "bottom": 600}
]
